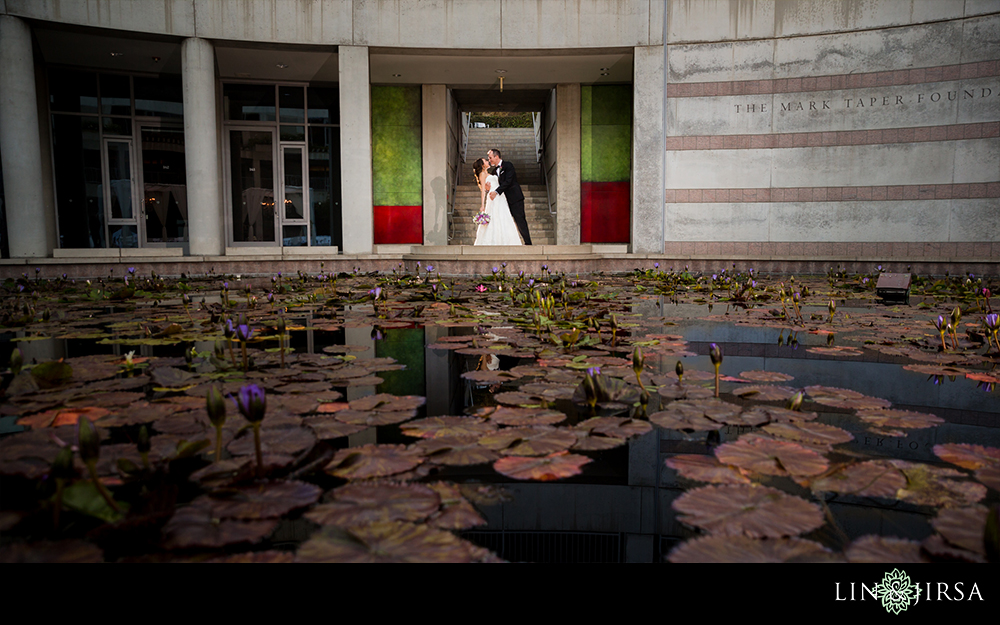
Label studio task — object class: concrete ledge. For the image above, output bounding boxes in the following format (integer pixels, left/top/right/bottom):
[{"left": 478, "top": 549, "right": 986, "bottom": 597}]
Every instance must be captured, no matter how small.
[
  {"left": 373, "top": 245, "right": 414, "bottom": 254},
  {"left": 225, "top": 246, "right": 279, "bottom": 256},
  {"left": 121, "top": 247, "right": 185, "bottom": 257},
  {"left": 591, "top": 244, "right": 629, "bottom": 254},
  {"left": 53, "top": 248, "right": 120, "bottom": 258},
  {"left": 281, "top": 246, "right": 340, "bottom": 257}
]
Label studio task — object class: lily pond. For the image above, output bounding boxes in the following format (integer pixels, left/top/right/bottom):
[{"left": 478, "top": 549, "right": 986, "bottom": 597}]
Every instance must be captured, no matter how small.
[{"left": 0, "top": 264, "right": 997, "bottom": 563}]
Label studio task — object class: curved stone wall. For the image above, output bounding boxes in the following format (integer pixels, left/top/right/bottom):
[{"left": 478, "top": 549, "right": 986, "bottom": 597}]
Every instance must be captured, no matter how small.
[{"left": 664, "top": 0, "right": 1000, "bottom": 264}]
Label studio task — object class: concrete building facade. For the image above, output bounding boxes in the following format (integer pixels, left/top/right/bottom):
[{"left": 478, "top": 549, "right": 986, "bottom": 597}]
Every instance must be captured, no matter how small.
[{"left": 0, "top": 1, "right": 997, "bottom": 271}]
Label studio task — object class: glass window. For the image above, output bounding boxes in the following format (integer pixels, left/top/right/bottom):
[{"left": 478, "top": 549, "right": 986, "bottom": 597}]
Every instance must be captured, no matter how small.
[
  {"left": 229, "top": 129, "right": 276, "bottom": 243},
  {"left": 307, "top": 86, "right": 339, "bottom": 124},
  {"left": 224, "top": 84, "right": 276, "bottom": 122},
  {"left": 53, "top": 115, "right": 104, "bottom": 248},
  {"left": 100, "top": 74, "right": 131, "bottom": 116},
  {"left": 279, "top": 86, "right": 305, "bottom": 124},
  {"left": 309, "top": 126, "right": 341, "bottom": 247},
  {"left": 134, "top": 75, "right": 183, "bottom": 118},
  {"left": 49, "top": 68, "right": 98, "bottom": 114},
  {"left": 280, "top": 125, "right": 305, "bottom": 142},
  {"left": 106, "top": 141, "right": 133, "bottom": 220},
  {"left": 102, "top": 117, "right": 132, "bottom": 136}
]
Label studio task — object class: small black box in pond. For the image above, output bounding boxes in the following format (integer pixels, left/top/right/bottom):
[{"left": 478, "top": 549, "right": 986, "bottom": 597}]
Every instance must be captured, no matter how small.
[{"left": 876, "top": 273, "right": 911, "bottom": 303}]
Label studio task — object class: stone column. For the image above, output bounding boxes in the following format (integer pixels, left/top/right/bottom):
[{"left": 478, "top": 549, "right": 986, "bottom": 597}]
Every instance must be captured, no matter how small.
[
  {"left": 631, "top": 45, "right": 665, "bottom": 254},
  {"left": 339, "top": 46, "right": 374, "bottom": 254},
  {"left": 422, "top": 85, "right": 448, "bottom": 247},
  {"left": 555, "top": 83, "right": 581, "bottom": 246},
  {"left": 0, "top": 16, "right": 52, "bottom": 258},
  {"left": 181, "top": 37, "right": 224, "bottom": 256}
]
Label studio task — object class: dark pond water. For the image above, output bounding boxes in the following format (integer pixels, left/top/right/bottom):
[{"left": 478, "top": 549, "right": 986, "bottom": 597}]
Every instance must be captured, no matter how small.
[{"left": 2, "top": 286, "right": 996, "bottom": 563}]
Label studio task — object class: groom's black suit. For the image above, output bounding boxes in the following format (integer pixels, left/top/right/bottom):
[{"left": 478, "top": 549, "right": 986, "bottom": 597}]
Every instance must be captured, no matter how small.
[{"left": 493, "top": 160, "right": 532, "bottom": 245}]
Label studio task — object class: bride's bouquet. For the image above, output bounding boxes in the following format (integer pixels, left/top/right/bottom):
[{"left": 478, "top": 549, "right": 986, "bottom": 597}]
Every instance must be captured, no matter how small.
[{"left": 473, "top": 212, "right": 490, "bottom": 226}]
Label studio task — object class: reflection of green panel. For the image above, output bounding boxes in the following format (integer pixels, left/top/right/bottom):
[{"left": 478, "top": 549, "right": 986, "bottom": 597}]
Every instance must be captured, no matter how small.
[
  {"left": 375, "top": 328, "right": 425, "bottom": 397},
  {"left": 593, "top": 85, "right": 631, "bottom": 126},
  {"left": 581, "top": 85, "right": 593, "bottom": 127},
  {"left": 588, "top": 125, "right": 631, "bottom": 182},
  {"left": 372, "top": 86, "right": 421, "bottom": 127}
]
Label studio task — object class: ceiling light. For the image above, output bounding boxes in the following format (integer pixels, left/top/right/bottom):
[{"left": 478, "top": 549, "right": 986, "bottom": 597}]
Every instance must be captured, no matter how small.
[
  {"left": 392, "top": 73, "right": 402, "bottom": 77},
  {"left": 495, "top": 69, "right": 507, "bottom": 74},
  {"left": 276, "top": 63, "right": 288, "bottom": 69},
  {"left": 110, "top": 51, "right": 123, "bottom": 57},
  {"left": 236, "top": 72, "right": 251, "bottom": 78},
  {"left": 599, "top": 67, "right": 609, "bottom": 71},
  {"left": 601, "top": 72, "right": 610, "bottom": 76}
]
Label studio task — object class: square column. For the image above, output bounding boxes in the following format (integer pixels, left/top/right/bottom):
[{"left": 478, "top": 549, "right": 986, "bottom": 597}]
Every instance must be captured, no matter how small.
[
  {"left": 631, "top": 45, "right": 665, "bottom": 254},
  {"left": 555, "top": 83, "right": 581, "bottom": 246},
  {"left": 182, "top": 37, "right": 224, "bottom": 256},
  {"left": 339, "top": 46, "right": 374, "bottom": 254},
  {"left": 0, "top": 16, "right": 53, "bottom": 257},
  {"left": 422, "top": 84, "right": 448, "bottom": 246}
]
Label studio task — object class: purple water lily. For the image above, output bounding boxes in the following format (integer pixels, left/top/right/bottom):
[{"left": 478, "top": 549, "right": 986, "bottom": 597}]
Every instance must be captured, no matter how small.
[
  {"left": 234, "top": 384, "right": 266, "bottom": 423},
  {"left": 235, "top": 324, "right": 253, "bottom": 342}
]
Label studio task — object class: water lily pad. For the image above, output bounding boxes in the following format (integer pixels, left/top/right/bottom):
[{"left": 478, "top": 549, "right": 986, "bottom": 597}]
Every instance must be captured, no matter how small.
[
  {"left": 741, "top": 405, "right": 819, "bottom": 424},
  {"left": 295, "top": 521, "right": 482, "bottom": 563},
  {"left": 426, "top": 482, "right": 487, "bottom": 530},
  {"left": 488, "top": 407, "right": 566, "bottom": 427},
  {"left": 762, "top": 421, "right": 854, "bottom": 449},
  {"left": 162, "top": 505, "right": 278, "bottom": 549},
  {"left": 805, "top": 386, "right": 891, "bottom": 410},
  {"left": 933, "top": 443, "right": 1000, "bottom": 470},
  {"left": 921, "top": 534, "right": 987, "bottom": 563},
  {"left": 845, "top": 535, "right": 928, "bottom": 563},
  {"left": 493, "top": 451, "right": 592, "bottom": 481},
  {"left": 576, "top": 417, "right": 652, "bottom": 439},
  {"left": 30, "top": 360, "right": 73, "bottom": 388},
  {"left": 400, "top": 416, "right": 496, "bottom": 439},
  {"left": 305, "top": 483, "right": 440, "bottom": 526},
  {"left": 151, "top": 367, "right": 197, "bottom": 388},
  {"left": 930, "top": 505, "right": 988, "bottom": 557},
  {"left": 974, "top": 464, "right": 1000, "bottom": 491},
  {"left": 738, "top": 370, "right": 794, "bottom": 383},
  {"left": 17, "top": 406, "right": 110, "bottom": 429},
  {"left": 805, "top": 346, "right": 863, "bottom": 357},
  {"left": 195, "top": 480, "right": 321, "bottom": 520},
  {"left": 890, "top": 460, "right": 987, "bottom": 507},
  {"left": 478, "top": 426, "right": 577, "bottom": 456},
  {"left": 0, "top": 540, "right": 104, "bottom": 563},
  {"left": 326, "top": 444, "right": 425, "bottom": 479},
  {"left": 807, "top": 460, "right": 906, "bottom": 498},
  {"left": 672, "top": 484, "right": 824, "bottom": 538},
  {"left": 668, "top": 535, "right": 834, "bottom": 563},
  {"left": 714, "top": 437, "right": 828, "bottom": 477},
  {"left": 656, "top": 384, "right": 715, "bottom": 401},
  {"left": 903, "top": 364, "right": 970, "bottom": 376},
  {"left": 303, "top": 417, "right": 367, "bottom": 440},
  {"left": 649, "top": 398, "right": 741, "bottom": 432},
  {"left": 227, "top": 426, "right": 316, "bottom": 457},
  {"left": 570, "top": 429, "right": 627, "bottom": 451},
  {"left": 349, "top": 393, "right": 426, "bottom": 414},
  {"left": 415, "top": 435, "right": 500, "bottom": 466},
  {"left": 461, "top": 370, "right": 522, "bottom": 383},
  {"left": 732, "top": 385, "right": 797, "bottom": 401},
  {"left": 856, "top": 409, "right": 944, "bottom": 431},
  {"left": 665, "top": 454, "right": 751, "bottom": 485},
  {"left": 333, "top": 409, "right": 417, "bottom": 427}
]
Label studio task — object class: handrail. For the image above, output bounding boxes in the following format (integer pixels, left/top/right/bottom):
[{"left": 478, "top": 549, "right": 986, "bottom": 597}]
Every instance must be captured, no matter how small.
[
  {"left": 449, "top": 112, "right": 472, "bottom": 242},
  {"left": 535, "top": 113, "right": 556, "bottom": 218}
]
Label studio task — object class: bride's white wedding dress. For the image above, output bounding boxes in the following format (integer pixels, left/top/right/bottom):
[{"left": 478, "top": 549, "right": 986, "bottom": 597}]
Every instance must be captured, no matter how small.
[{"left": 474, "top": 174, "right": 524, "bottom": 246}]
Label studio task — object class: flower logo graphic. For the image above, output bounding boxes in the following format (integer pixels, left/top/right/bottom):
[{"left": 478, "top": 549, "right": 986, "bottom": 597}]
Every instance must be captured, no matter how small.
[{"left": 875, "top": 569, "right": 918, "bottom": 614}]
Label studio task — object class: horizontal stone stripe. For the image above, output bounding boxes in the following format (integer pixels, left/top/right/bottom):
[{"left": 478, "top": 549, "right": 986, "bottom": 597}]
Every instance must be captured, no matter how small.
[
  {"left": 667, "top": 60, "right": 1000, "bottom": 98},
  {"left": 665, "top": 122, "right": 1000, "bottom": 150},
  {"left": 666, "top": 184, "right": 1000, "bottom": 203},
  {"left": 661, "top": 241, "right": 999, "bottom": 260}
]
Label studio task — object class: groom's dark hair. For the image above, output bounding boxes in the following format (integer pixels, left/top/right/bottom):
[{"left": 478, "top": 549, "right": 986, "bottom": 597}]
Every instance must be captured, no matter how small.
[{"left": 489, "top": 148, "right": 502, "bottom": 159}]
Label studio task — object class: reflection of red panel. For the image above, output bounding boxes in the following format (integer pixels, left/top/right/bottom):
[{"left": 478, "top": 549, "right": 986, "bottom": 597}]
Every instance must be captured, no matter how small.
[
  {"left": 374, "top": 205, "right": 422, "bottom": 244},
  {"left": 581, "top": 181, "right": 630, "bottom": 243}
]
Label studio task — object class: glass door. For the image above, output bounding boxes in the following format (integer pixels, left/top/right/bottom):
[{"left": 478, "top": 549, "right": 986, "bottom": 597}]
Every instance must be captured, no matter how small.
[
  {"left": 138, "top": 125, "right": 187, "bottom": 247},
  {"left": 228, "top": 128, "right": 277, "bottom": 245},
  {"left": 103, "top": 138, "right": 139, "bottom": 248},
  {"left": 280, "top": 144, "right": 309, "bottom": 246}
]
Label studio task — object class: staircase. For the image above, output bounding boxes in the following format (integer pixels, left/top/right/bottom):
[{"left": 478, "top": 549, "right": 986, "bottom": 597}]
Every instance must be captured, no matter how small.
[{"left": 451, "top": 127, "right": 555, "bottom": 245}]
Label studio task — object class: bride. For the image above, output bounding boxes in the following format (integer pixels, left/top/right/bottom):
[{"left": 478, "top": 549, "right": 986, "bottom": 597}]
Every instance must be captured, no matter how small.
[{"left": 472, "top": 158, "right": 524, "bottom": 246}]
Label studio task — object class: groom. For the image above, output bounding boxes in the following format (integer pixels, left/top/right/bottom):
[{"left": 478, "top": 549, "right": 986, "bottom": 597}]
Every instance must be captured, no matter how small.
[{"left": 487, "top": 148, "right": 532, "bottom": 245}]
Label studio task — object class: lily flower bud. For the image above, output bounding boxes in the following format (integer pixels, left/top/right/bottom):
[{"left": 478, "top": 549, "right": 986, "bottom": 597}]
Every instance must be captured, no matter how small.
[
  {"left": 709, "top": 343, "right": 722, "bottom": 366},
  {"left": 51, "top": 446, "right": 75, "bottom": 480},
  {"left": 137, "top": 425, "right": 151, "bottom": 454},
  {"left": 787, "top": 391, "right": 804, "bottom": 411},
  {"left": 234, "top": 384, "right": 266, "bottom": 424},
  {"left": 207, "top": 385, "right": 227, "bottom": 427},
  {"left": 78, "top": 416, "right": 101, "bottom": 464},
  {"left": 10, "top": 348, "right": 23, "bottom": 376}
]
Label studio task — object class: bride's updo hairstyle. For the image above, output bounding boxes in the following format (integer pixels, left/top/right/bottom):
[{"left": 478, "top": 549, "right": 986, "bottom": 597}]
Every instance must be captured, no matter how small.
[{"left": 473, "top": 158, "right": 488, "bottom": 188}]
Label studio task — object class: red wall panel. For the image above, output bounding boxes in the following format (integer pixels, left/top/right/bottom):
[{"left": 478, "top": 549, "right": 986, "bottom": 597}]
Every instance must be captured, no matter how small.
[
  {"left": 580, "top": 181, "right": 630, "bottom": 243},
  {"left": 373, "top": 205, "right": 422, "bottom": 244}
]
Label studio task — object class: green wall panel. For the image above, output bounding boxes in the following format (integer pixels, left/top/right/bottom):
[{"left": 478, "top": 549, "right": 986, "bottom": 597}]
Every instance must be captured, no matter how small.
[
  {"left": 581, "top": 85, "right": 632, "bottom": 183},
  {"left": 372, "top": 86, "right": 421, "bottom": 207},
  {"left": 375, "top": 328, "right": 425, "bottom": 397}
]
